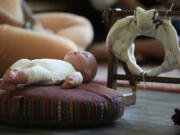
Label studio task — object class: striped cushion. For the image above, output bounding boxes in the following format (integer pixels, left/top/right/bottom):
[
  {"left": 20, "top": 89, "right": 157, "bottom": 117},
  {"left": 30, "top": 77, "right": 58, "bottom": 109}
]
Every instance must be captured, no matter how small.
[{"left": 0, "top": 83, "right": 125, "bottom": 127}]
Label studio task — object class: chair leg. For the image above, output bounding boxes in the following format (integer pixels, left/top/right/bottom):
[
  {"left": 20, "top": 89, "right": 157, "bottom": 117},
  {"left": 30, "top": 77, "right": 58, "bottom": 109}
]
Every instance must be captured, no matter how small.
[
  {"left": 121, "top": 60, "right": 137, "bottom": 105},
  {"left": 107, "top": 51, "right": 118, "bottom": 89},
  {"left": 124, "top": 85, "right": 136, "bottom": 106},
  {"left": 107, "top": 52, "right": 137, "bottom": 105}
]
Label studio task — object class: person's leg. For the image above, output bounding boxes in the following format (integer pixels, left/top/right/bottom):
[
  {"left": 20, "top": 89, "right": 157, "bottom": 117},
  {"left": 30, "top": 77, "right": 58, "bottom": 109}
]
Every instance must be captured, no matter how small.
[
  {"left": 88, "top": 42, "right": 109, "bottom": 62},
  {"left": 0, "top": 24, "right": 78, "bottom": 77},
  {"left": 35, "top": 12, "right": 94, "bottom": 50}
]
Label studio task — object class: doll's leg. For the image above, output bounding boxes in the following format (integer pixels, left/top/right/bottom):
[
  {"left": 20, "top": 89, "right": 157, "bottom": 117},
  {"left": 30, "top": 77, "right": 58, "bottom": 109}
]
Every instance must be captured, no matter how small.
[
  {"left": 23, "top": 65, "right": 54, "bottom": 84},
  {"left": 3, "top": 68, "right": 28, "bottom": 84},
  {"left": 2, "top": 64, "right": 54, "bottom": 87},
  {"left": 0, "top": 24, "right": 78, "bottom": 77},
  {"left": 0, "top": 64, "right": 53, "bottom": 90},
  {"left": 0, "top": 59, "right": 32, "bottom": 90},
  {"left": 0, "top": 79, "right": 16, "bottom": 91},
  {"left": 35, "top": 12, "right": 94, "bottom": 49},
  {"left": 3, "top": 59, "right": 33, "bottom": 84}
]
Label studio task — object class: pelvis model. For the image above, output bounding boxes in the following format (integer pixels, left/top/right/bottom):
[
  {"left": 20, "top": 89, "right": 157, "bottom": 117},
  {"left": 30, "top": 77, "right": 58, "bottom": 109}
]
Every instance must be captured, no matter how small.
[{"left": 106, "top": 7, "right": 180, "bottom": 76}]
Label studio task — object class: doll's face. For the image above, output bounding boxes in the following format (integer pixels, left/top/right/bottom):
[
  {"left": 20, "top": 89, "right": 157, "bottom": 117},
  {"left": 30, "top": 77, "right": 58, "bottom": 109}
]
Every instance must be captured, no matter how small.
[{"left": 64, "top": 51, "right": 97, "bottom": 83}]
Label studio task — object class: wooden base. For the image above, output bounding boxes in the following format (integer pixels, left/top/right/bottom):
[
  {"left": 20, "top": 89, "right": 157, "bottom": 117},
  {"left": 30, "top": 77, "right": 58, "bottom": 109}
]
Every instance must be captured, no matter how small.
[{"left": 123, "top": 93, "right": 136, "bottom": 106}]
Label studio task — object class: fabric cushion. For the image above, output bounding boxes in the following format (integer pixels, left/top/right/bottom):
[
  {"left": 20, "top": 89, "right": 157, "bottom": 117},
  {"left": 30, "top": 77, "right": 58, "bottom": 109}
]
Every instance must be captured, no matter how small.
[{"left": 0, "top": 83, "right": 125, "bottom": 127}]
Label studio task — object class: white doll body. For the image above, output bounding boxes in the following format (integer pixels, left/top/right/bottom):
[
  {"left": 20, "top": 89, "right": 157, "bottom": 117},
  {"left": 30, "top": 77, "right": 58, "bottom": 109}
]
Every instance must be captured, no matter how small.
[
  {"left": 10, "top": 58, "right": 83, "bottom": 85},
  {"left": 106, "top": 7, "right": 180, "bottom": 76}
]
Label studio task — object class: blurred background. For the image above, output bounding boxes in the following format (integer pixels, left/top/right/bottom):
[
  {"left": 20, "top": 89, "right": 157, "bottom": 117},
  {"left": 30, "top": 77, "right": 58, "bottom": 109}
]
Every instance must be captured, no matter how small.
[
  {"left": 26, "top": 0, "right": 180, "bottom": 63},
  {"left": 26, "top": 0, "right": 108, "bottom": 43}
]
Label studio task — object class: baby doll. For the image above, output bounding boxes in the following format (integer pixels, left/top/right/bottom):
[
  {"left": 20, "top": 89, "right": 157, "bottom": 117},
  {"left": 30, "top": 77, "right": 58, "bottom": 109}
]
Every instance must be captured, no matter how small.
[{"left": 0, "top": 51, "right": 97, "bottom": 90}]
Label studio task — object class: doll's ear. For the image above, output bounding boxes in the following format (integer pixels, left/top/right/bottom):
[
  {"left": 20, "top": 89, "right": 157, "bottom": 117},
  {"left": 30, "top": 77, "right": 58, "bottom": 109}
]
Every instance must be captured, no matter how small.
[
  {"left": 82, "top": 69, "right": 94, "bottom": 83},
  {"left": 85, "top": 69, "right": 92, "bottom": 76}
]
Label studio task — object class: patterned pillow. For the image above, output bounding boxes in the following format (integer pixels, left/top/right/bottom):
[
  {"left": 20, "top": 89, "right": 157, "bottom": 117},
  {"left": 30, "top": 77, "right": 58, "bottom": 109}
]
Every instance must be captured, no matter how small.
[{"left": 0, "top": 83, "right": 125, "bottom": 127}]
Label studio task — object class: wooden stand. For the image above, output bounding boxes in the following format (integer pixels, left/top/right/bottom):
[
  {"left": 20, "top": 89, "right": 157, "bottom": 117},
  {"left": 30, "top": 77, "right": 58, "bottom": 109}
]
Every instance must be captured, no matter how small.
[{"left": 102, "top": 8, "right": 180, "bottom": 106}]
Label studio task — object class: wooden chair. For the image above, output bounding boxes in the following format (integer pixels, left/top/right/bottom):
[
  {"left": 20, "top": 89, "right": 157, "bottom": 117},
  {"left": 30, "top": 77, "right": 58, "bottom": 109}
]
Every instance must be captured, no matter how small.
[{"left": 102, "top": 8, "right": 180, "bottom": 105}]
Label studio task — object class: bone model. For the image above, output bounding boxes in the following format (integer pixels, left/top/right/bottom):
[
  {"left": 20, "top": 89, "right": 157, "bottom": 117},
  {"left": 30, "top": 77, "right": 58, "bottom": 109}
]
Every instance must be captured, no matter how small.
[{"left": 106, "top": 7, "right": 180, "bottom": 76}]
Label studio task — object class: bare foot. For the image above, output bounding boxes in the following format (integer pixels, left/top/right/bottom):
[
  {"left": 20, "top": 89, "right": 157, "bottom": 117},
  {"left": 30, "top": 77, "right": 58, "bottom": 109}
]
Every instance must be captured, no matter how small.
[
  {"left": 3, "top": 68, "right": 28, "bottom": 84},
  {"left": 0, "top": 79, "right": 16, "bottom": 91}
]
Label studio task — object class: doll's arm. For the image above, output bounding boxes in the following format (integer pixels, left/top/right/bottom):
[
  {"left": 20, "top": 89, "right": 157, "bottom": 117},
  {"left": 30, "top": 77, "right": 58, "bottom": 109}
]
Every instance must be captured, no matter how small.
[
  {"left": 62, "top": 72, "right": 83, "bottom": 89},
  {"left": 0, "top": 7, "right": 24, "bottom": 27}
]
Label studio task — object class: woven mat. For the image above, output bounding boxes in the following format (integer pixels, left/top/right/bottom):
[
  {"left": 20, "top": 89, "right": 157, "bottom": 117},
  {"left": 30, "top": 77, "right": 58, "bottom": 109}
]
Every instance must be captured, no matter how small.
[{"left": 93, "top": 63, "right": 180, "bottom": 93}]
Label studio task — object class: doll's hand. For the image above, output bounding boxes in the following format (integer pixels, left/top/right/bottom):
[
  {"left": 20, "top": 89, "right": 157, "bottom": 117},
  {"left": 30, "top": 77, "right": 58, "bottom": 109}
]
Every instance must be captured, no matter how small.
[
  {"left": 62, "top": 74, "right": 83, "bottom": 89},
  {"left": 62, "top": 77, "right": 77, "bottom": 89}
]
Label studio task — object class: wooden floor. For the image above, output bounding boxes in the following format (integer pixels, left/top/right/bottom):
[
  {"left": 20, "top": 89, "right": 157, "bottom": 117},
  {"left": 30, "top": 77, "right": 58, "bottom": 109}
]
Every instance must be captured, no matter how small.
[{"left": 0, "top": 87, "right": 180, "bottom": 135}]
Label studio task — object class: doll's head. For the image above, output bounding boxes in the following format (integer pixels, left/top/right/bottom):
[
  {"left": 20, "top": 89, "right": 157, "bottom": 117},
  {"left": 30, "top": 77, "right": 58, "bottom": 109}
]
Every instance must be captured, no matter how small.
[{"left": 64, "top": 51, "right": 97, "bottom": 83}]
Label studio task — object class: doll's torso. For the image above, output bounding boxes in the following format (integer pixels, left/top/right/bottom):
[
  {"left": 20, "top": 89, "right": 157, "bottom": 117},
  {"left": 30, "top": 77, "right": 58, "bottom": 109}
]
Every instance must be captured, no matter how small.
[
  {"left": 31, "top": 59, "right": 76, "bottom": 76},
  {"left": 10, "top": 59, "right": 77, "bottom": 84}
]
